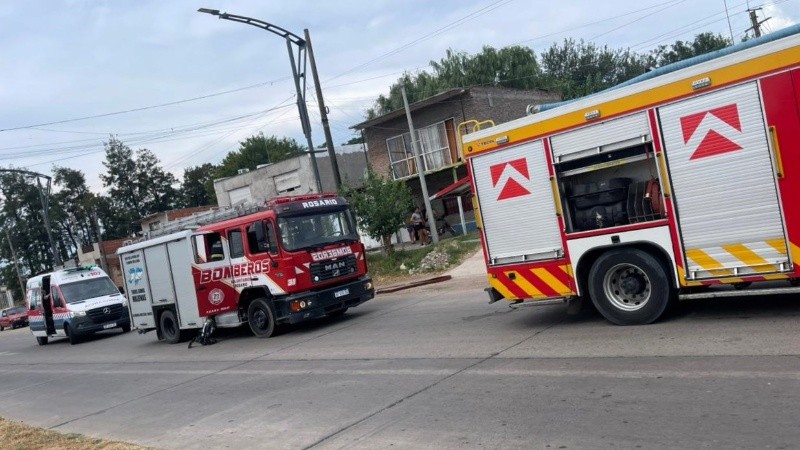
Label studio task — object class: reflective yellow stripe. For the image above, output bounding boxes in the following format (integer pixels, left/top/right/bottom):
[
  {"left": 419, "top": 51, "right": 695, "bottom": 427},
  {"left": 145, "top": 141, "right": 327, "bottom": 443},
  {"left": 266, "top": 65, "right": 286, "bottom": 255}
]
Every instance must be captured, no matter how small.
[
  {"left": 560, "top": 265, "right": 572, "bottom": 275},
  {"left": 766, "top": 238, "right": 788, "bottom": 255},
  {"left": 790, "top": 242, "right": 800, "bottom": 266},
  {"left": 722, "top": 243, "right": 775, "bottom": 273},
  {"left": 505, "top": 271, "right": 546, "bottom": 299},
  {"left": 685, "top": 249, "right": 733, "bottom": 277},
  {"left": 532, "top": 268, "right": 571, "bottom": 295},
  {"left": 488, "top": 276, "right": 516, "bottom": 300}
]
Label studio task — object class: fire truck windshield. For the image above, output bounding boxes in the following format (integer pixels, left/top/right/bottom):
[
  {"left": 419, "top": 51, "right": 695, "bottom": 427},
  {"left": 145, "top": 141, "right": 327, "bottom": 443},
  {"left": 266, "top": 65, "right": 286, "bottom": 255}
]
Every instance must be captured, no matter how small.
[
  {"left": 277, "top": 208, "right": 359, "bottom": 252},
  {"left": 60, "top": 278, "right": 120, "bottom": 303}
]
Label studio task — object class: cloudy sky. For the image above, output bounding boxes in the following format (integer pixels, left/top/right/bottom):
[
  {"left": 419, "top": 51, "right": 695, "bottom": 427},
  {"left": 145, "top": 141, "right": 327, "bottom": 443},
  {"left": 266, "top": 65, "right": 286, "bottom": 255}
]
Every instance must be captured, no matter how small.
[{"left": 0, "top": 0, "right": 797, "bottom": 192}]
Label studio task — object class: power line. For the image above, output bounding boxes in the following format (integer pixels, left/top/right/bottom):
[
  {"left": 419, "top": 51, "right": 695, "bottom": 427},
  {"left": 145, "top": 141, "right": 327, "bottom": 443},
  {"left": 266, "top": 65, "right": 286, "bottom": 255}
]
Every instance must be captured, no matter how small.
[{"left": 0, "top": 78, "right": 291, "bottom": 133}]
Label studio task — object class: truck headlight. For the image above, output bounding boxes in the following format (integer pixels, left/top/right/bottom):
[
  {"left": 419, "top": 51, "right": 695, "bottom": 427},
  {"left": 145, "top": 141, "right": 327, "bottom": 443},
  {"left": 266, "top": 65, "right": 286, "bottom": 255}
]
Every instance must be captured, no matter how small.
[{"left": 70, "top": 311, "right": 86, "bottom": 318}]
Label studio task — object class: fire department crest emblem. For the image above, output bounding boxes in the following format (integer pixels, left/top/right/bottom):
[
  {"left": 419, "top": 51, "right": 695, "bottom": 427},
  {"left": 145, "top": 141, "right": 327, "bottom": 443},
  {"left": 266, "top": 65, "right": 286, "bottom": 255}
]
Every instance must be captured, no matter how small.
[{"left": 208, "top": 288, "right": 224, "bottom": 306}]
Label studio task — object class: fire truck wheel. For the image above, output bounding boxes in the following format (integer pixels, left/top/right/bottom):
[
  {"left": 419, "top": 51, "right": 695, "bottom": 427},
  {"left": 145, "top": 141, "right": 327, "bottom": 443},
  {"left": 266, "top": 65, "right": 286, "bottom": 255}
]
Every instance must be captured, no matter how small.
[
  {"left": 588, "top": 248, "right": 673, "bottom": 325},
  {"left": 159, "top": 310, "right": 182, "bottom": 344},
  {"left": 247, "top": 298, "right": 276, "bottom": 338},
  {"left": 36, "top": 336, "right": 48, "bottom": 346}
]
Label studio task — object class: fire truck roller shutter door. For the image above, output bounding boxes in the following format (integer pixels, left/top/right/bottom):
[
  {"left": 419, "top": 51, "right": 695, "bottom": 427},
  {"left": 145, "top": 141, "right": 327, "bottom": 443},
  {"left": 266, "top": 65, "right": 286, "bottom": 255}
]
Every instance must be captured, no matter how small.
[
  {"left": 659, "top": 81, "right": 790, "bottom": 280},
  {"left": 471, "top": 139, "right": 563, "bottom": 265}
]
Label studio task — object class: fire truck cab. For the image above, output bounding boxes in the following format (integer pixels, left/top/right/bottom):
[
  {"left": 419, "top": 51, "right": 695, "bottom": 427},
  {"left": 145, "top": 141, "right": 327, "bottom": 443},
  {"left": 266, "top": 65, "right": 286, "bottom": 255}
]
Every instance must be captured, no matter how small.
[{"left": 118, "top": 194, "right": 375, "bottom": 343}]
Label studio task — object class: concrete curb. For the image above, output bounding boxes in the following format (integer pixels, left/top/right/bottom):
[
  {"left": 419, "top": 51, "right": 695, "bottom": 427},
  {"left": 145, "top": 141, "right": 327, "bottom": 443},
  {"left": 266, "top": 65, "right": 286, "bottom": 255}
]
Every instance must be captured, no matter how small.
[{"left": 375, "top": 275, "right": 452, "bottom": 294}]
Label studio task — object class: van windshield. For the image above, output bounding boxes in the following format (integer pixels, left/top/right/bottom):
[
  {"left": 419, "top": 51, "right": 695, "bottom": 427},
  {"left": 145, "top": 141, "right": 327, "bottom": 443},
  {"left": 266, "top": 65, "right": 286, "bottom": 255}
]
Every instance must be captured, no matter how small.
[
  {"left": 277, "top": 208, "right": 359, "bottom": 252},
  {"left": 60, "top": 278, "right": 119, "bottom": 303}
]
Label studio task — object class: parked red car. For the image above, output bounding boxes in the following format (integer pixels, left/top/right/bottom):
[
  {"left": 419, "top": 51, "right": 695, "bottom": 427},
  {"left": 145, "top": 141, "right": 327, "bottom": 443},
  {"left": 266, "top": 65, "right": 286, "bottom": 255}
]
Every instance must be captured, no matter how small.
[{"left": 0, "top": 306, "right": 29, "bottom": 330}]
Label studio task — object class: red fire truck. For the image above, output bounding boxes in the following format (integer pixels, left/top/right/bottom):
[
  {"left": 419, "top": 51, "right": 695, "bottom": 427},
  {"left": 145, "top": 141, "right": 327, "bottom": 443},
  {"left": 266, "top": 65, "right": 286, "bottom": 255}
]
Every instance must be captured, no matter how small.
[
  {"left": 461, "top": 25, "right": 800, "bottom": 325},
  {"left": 117, "top": 194, "right": 374, "bottom": 343}
]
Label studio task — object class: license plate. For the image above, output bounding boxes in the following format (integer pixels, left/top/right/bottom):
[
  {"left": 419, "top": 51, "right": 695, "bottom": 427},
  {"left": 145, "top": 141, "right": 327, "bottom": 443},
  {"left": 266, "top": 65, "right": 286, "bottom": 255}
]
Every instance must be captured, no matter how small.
[
  {"left": 103, "top": 323, "right": 117, "bottom": 329},
  {"left": 334, "top": 288, "right": 349, "bottom": 298}
]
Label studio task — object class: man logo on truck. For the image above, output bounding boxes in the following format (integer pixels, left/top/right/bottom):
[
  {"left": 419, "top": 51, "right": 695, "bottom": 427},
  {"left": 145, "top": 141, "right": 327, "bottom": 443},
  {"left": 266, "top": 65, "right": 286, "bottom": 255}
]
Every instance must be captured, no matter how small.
[
  {"left": 680, "top": 103, "right": 743, "bottom": 160},
  {"left": 490, "top": 157, "right": 531, "bottom": 201}
]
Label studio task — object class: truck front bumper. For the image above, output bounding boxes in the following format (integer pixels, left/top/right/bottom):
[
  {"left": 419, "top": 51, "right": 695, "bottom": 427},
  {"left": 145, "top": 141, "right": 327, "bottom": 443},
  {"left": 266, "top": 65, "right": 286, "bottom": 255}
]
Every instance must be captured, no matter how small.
[{"left": 275, "top": 276, "right": 375, "bottom": 325}]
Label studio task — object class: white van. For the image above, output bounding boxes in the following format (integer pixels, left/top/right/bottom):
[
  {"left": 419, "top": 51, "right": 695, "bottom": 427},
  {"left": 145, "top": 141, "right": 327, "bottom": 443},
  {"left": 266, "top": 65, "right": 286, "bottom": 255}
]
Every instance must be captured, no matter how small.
[{"left": 27, "top": 266, "right": 131, "bottom": 345}]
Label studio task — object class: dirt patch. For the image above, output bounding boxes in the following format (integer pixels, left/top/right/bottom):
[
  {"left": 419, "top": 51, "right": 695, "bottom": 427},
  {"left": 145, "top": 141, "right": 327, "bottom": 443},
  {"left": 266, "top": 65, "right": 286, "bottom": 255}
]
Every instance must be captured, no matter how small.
[{"left": 0, "top": 418, "right": 151, "bottom": 450}]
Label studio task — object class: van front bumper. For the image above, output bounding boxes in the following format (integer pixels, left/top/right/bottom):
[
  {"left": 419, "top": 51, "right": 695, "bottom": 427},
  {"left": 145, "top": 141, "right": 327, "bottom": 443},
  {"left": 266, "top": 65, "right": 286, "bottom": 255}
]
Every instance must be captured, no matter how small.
[
  {"left": 275, "top": 276, "right": 375, "bottom": 324},
  {"left": 71, "top": 307, "right": 131, "bottom": 335}
]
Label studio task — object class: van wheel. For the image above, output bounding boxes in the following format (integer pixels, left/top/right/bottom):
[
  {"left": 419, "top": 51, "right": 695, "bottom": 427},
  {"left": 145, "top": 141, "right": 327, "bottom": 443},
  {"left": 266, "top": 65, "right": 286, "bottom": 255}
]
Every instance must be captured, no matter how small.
[
  {"left": 121, "top": 324, "right": 131, "bottom": 333},
  {"left": 588, "top": 248, "right": 673, "bottom": 325},
  {"left": 247, "top": 298, "right": 276, "bottom": 338},
  {"left": 159, "top": 310, "right": 181, "bottom": 344},
  {"left": 36, "top": 336, "right": 48, "bottom": 346},
  {"left": 66, "top": 325, "right": 80, "bottom": 345}
]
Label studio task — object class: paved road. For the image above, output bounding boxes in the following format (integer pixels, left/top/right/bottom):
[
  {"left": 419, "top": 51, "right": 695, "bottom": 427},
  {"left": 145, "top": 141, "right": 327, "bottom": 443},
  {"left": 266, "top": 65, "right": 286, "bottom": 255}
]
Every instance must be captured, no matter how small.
[{"left": 0, "top": 277, "right": 799, "bottom": 449}]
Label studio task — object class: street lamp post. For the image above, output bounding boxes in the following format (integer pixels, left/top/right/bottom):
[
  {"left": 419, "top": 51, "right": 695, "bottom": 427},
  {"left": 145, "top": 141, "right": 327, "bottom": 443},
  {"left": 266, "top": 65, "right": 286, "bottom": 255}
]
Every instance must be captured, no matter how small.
[
  {"left": 198, "top": 8, "right": 331, "bottom": 193},
  {"left": 0, "top": 169, "right": 61, "bottom": 268}
]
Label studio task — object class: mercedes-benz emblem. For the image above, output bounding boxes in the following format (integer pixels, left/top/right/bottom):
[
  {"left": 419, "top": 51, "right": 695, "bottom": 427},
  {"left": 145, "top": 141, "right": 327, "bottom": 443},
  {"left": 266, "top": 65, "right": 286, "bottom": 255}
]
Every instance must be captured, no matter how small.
[{"left": 103, "top": 307, "right": 111, "bottom": 314}]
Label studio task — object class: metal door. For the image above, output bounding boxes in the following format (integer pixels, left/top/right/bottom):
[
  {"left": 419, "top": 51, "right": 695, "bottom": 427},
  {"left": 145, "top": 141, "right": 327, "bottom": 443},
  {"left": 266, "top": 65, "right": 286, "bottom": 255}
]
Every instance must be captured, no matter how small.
[
  {"left": 658, "top": 82, "right": 790, "bottom": 279},
  {"left": 471, "top": 140, "right": 563, "bottom": 265}
]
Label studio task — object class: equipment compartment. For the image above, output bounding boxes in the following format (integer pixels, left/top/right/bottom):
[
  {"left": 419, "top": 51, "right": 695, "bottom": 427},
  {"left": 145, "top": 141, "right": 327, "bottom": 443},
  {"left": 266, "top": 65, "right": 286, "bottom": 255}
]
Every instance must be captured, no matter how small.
[{"left": 555, "top": 143, "right": 665, "bottom": 233}]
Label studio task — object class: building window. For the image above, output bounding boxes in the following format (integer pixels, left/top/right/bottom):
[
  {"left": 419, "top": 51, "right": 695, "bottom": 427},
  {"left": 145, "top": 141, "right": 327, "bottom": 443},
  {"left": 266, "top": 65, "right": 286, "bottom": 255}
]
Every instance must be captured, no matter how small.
[
  {"left": 386, "top": 120, "right": 454, "bottom": 180},
  {"left": 443, "top": 193, "right": 474, "bottom": 216}
]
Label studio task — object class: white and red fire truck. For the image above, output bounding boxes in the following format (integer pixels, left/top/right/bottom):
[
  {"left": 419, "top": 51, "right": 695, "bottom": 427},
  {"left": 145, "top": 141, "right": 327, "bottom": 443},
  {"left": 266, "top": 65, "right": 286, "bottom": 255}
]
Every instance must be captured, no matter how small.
[
  {"left": 117, "top": 194, "right": 374, "bottom": 343},
  {"left": 461, "top": 25, "right": 800, "bottom": 325}
]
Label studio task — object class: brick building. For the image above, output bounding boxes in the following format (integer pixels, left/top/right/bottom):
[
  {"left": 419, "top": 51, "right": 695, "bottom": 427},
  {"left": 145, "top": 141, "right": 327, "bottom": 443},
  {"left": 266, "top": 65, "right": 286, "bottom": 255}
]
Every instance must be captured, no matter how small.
[{"left": 352, "top": 86, "right": 560, "bottom": 234}]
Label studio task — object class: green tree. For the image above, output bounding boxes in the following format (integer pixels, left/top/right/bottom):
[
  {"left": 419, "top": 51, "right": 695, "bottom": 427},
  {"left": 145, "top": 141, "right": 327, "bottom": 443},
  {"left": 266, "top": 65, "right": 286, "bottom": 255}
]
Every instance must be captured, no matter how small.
[
  {"left": 340, "top": 169, "right": 412, "bottom": 254},
  {"left": 539, "top": 39, "right": 649, "bottom": 100},
  {"left": 214, "top": 133, "right": 304, "bottom": 179},
  {"left": 647, "top": 32, "right": 731, "bottom": 68},
  {"left": 0, "top": 170, "right": 55, "bottom": 276},
  {"left": 100, "top": 136, "right": 178, "bottom": 238},
  {"left": 179, "top": 163, "right": 218, "bottom": 208},
  {"left": 368, "top": 45, "right": 543, "bottom": 117},
  {"left": 51, "top": 166, "right": 101, "bottom": 253}
]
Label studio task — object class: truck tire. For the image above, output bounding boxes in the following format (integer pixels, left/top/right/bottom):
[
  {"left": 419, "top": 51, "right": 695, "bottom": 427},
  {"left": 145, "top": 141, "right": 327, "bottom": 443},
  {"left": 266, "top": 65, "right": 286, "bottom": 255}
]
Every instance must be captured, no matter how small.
[
  {"left": 159, "top": 310, "right": 182, "bottom": 344},
  {"left": 36, "top": 336, "right": 48, "bottom": 346},
  {"left": 247, "top": 298, "right": 276, "bottom": 338},
  {"left": 0, "top": 325, "right": 4, "bottom": 331},
  {"left": 588, "top": 248, "right": 674, "bottom": 325},
  {"left": 66, "top": 325, "right": 80, "bottom": 345}
]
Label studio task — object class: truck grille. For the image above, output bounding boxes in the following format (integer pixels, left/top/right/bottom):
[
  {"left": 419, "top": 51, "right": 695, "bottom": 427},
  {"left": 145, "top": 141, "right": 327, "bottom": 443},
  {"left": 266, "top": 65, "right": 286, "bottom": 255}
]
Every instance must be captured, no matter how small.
[
  {"left": 87, "top": 304, "right": 124, "bottom": 323},
  {"left": 310, "top": 255, "right": 357, "bottom": 284}
]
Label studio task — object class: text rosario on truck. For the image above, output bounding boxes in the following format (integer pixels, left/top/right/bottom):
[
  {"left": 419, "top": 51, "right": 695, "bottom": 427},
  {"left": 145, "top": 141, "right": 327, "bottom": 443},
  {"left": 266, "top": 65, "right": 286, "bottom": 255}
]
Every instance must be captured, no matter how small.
[
  {"left": 116, "top": 194, "right": 375, "bottom": 344},
  {"left": 462, "top": 25, "right": 800, "bottom": 325}
]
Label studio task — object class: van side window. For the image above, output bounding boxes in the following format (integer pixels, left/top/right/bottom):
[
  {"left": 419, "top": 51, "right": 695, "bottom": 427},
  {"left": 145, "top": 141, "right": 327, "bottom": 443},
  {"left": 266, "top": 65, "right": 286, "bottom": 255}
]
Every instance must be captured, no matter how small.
[
  {"left": 247, "top": 220, "right": 278, "bottom": 255},
  {"left": 228, "top": 229, "right": 244, "bottom": 258},
  {"left": 51, "top": 288, "right": 64, "bottom": 309},
  {"left": 28, "top": 288, "right": 40, "bottom": 310}
]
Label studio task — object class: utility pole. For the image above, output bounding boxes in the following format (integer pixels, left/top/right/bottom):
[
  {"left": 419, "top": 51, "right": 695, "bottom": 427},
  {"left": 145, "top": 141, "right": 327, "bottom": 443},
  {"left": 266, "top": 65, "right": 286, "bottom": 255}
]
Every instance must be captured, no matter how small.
[
  {"left": 6, "top": 230, "right": 25, "bottom": 299},
  {"left": 746, "top": 7, "right": 770, "bottom": 38},
  {"left": 0, "top": 169, "right": 61, "bottom": 268},
  {"left": 92, "top": 210, "right": 107, "bottom": 273},
  {"left": 305, "top": 29, "right": 342, "bottom": 190},
  {"left": 401, "top": 86, "right": 438, "bottom": 245}
]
